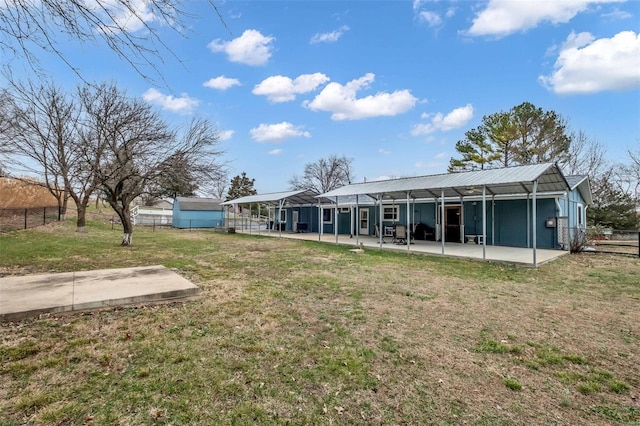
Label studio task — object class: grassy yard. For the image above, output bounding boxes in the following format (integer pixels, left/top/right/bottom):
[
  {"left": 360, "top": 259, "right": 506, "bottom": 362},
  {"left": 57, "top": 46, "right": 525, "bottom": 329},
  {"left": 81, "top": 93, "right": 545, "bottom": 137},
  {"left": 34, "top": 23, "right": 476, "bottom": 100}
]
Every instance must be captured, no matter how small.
[{"left": 1, "top": 219, "right": 639, "bottom": 425}]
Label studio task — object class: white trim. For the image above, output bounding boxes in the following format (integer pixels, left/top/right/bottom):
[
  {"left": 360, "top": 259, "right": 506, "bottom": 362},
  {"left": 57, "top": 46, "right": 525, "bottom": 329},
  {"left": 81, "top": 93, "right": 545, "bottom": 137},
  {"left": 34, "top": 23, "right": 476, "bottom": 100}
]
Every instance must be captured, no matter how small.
[
  {"left": 383, "top": 205, "right": 399, "bottom": 222},
  {"left": 279, "top": 209, "right": 287, "bottom": 223}
]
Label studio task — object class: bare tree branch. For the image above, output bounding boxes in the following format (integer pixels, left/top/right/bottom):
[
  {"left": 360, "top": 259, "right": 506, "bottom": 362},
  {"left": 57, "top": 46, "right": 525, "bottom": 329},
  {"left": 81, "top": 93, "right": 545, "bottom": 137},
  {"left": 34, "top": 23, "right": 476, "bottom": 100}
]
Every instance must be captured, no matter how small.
[{"left": 0, "top": 0, "right": 229, "bottom": 85}]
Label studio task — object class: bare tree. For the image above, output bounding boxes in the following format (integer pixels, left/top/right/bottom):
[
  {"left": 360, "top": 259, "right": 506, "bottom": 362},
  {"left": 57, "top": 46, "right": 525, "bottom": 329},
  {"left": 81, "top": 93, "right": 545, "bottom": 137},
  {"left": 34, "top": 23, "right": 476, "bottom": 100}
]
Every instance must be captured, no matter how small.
[
  {"left": 199, "top": 168, "right": 229, "bottom": 200},
  {"left": 2, "top": 81, "right": 92, "bottom": 223},
  {"left": 289, "top": 155, "right": 354, "bottom": 194},
  {"left": 0, "top": 1, "right": 226, "bottom": 84},
  {"left": 562, "top": 130, "right": 609, "bottom": 177},
  {"left": 80, "top": 83, "right": 223, "bottom": 245}
]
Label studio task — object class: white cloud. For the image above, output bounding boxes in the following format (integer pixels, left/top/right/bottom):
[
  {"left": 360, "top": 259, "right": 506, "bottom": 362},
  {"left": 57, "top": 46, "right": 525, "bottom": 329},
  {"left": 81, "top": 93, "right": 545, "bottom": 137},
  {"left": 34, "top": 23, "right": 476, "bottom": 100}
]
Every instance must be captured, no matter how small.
[
  {"left": 466, "top": 0, "right": 624, "bottom": 38},
  {"left": 218, "top": 130, "right": 235, "bottom": 141},
  {"left": 411, "top": 104, "right": 474, "bottom": 136},
  {"left": 253, "top": 73, "right": 330, "bottom": 103},
  {"left": 539, "top": 31, "right": 640, "bottom": 94},
  {"left": 435, "top": 151, "right": 447, "bottom": 159},
  {"left": 203, "top": 76, "right": 241, "bottom": 90},
  {"left": 310, "top": 25, "right": 350, "bottom": 44},
  {"left": 91, "top": 0, "right": 156, "bottom": 34},
  {"left": 602, "top": 8, "right": 633, "bottom": 20},
  {"left": 378, "top": 148, "right": 391, "bottom": 155},
  {"left": 208, "top": 29, "right": 274, "bottom": 66},
  {"left": 250, "top": 122, "right": 311, "bottom": 142},
  {"left": 418, "top": 11, "right": 442, "bottom": 27},
  {"left": 304, "top": 73, "right": 417, "bottom": 120},
  {"left": 268, "top": 149, "right": 283, "bottom": 155},
  {"left": 142, "top": 88, "right": 199, "bottom": 114}
]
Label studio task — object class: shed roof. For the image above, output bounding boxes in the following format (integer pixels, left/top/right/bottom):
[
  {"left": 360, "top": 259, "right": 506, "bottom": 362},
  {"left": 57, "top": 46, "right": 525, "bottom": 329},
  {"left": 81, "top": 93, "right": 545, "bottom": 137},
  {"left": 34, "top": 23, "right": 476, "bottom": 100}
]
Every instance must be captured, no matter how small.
[
  {"left": 319, "top": 163, "right": 570, "bottom": 200},
  {"left": 221, "top": 189, "right": 323, "bottom": 206},
  {"left": 175, "top": 197, "right": 223, "bottom": 211},
  {"left": 565, "top": 175, "right": 593, "bottom": 205}
]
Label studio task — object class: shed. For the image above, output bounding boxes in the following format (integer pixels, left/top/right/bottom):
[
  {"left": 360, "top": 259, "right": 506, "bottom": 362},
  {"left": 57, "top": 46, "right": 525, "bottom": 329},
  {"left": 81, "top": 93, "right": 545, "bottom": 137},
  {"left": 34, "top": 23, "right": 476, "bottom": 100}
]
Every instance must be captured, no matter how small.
[{"left": 172, "top": 197, "right": 224, "bottom": 229}]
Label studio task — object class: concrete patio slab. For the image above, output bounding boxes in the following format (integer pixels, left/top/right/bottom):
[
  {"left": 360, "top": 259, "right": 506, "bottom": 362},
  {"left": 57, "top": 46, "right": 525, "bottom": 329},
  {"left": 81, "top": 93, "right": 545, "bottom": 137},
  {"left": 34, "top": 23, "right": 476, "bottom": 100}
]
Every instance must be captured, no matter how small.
[
  {"left": 0, "top": 265, "right": 201, "bottom": 322},
  {"left": 237, "top": 229, "right": 568, "bottom": 266}
]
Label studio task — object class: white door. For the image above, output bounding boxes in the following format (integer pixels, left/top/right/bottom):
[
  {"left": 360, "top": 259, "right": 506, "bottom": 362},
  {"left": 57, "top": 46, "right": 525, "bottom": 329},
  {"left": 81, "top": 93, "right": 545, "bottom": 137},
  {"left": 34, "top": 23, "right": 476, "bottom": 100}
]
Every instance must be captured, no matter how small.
[
  {"left": 359, "top": 209, "right": 369, "bottom": 235},
  {"left": 292, "top": 210, "right": 299, "bottom": 232}
]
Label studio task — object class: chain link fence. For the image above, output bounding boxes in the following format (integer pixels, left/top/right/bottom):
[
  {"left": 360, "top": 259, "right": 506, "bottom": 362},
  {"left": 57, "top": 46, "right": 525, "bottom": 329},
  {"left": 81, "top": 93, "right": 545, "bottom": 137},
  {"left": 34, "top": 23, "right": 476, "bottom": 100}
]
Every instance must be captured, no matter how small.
[{"left": 0, "top": 206, "right": 61, "bottom": 233}]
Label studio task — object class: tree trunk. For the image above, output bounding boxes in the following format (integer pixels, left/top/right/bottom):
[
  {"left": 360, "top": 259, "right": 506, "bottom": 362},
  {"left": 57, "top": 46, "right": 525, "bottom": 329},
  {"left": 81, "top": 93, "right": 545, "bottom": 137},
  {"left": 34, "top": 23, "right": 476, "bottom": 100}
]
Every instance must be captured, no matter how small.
[
  {"left": 120, "top": 211, "right": 133, "bottom": 246},
  {"left": 76, "top": 203, "right": 87, "bottom": 233}
]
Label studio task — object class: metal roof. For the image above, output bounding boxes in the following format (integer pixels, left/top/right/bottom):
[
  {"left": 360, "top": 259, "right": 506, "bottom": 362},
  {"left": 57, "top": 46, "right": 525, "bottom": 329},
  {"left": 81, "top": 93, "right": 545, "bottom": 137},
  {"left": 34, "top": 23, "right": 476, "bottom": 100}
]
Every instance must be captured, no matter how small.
[
  {"left": 565, "top": 175, "right": 593, "bottom": 205},
  {"left": 175, "top": 197, "right": 223, "bottom": 211},
  {"left": 319, "top": 163, "right": 571, "bottom": 200},
  {"left": 221, "top": 189, "right": 323, "bottom": 206}
]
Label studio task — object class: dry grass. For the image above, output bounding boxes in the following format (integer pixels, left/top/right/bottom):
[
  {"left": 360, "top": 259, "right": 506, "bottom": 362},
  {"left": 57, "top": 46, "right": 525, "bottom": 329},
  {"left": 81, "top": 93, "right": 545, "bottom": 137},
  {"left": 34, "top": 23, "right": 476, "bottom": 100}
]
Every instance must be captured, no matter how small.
[
  {"left": 0, "top": 178, "right": 58, "bottom": 208},
  {"left": 0, "top": 221, "right": 639, "bottom": 425}
]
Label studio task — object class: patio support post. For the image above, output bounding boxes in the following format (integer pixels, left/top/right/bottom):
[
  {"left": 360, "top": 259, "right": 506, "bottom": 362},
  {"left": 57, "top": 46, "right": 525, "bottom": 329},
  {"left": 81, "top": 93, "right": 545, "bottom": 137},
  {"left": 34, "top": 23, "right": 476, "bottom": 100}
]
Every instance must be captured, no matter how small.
[
  {"left": 335, "top": 197, "right": 339, "bottom": 244},
  {"left": 249, "top": 203, "right": 252, "bottom": 234},
  {"left": 268, "top": 206, "right": 271, "bottom": 235},
  {"left": 318, "top": 200, "right": 322, "bottom": 241},
  {"left": 459, "top": 195, "right": 464, "bottom": 243},
  {"left": 355, "top": 195, "right": 360, "bottom": 247},
  {"left": 533, "top": 180, "right": 538, "bottom": 267},
  {"left": 257, "top": 204, "right": 261, "bottom": 234},
  {"left": 406, "top": 192, "right": 410, "bottom": 251},
  {"left": 491, "top": 195, "right": 495, "bottom": 245},
  {"left": 482, "top": 186, "right": 487, "bottom": 260},
  {"left": 278, "top": 200, "right": 284, "bottom": 238},
  {"left": 527, "top": 194, "right": 531, "bottom": 248},
  {"left": 379, "top": 196, "right": 383, "bottom": 248},
  {"left": 441, "top": 189, "right": 445, "bottom": 255}
]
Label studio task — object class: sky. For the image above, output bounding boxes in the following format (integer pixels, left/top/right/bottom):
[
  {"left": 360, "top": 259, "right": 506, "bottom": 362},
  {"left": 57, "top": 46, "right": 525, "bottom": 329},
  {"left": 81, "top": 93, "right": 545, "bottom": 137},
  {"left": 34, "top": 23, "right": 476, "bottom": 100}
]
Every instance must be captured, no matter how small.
[{"left": 4, "top": 0, "right": 640, "bottom": 193}]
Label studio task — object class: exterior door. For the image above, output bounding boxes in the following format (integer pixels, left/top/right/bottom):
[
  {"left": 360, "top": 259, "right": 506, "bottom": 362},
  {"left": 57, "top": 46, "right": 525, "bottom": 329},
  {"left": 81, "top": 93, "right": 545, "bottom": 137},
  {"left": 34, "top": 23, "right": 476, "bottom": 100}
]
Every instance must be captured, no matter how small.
[
  {"left": 359, "top": 209, "right": 369, "bottom": 235},
  {"left": 445, "top": 206, "right": 461, "bottom": 242},
  {"left": 292, "top": 210, "right": 299, "bottom": 232}
]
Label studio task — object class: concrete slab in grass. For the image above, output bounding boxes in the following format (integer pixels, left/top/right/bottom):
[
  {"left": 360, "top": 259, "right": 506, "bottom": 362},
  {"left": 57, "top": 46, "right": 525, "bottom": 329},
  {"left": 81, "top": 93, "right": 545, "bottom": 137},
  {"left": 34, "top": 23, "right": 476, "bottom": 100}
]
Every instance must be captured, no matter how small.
[{"left": 0, "top": 265, "right": 201, "bottom": 322}]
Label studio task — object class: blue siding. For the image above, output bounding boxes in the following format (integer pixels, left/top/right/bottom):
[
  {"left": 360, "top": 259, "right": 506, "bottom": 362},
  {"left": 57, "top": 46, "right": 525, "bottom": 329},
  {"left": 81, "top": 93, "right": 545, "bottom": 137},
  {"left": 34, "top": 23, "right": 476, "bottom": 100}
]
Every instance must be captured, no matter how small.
[{"left": 172, "top": 201, "right": 224, "bottom": 229}]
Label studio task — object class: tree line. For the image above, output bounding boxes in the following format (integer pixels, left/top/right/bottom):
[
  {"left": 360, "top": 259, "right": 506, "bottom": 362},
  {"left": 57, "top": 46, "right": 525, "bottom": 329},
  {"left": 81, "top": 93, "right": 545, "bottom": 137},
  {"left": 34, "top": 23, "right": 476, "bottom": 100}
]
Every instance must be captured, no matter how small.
[{"left": 0, "top": 81, "right": 225, "bottom": 245}]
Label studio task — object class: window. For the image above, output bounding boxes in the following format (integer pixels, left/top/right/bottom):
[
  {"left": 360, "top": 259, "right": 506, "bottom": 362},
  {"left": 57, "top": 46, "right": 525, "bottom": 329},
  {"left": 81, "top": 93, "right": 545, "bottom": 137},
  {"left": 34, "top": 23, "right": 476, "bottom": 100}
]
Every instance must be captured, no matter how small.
[
  {"left": 322, "top": 208, "right": 333, "bottom": 224},
  {"left": 279, "top": 209, "right": 286, "bottom": 223},
  {"left": 383, "top": 205, "right": 399, "bottom": 222},
  {"left": 340, "top": 207, "right": 350, "bottom": 213},
  {"left": 577, "top": 204, "right": 584, "bottom": 228}
]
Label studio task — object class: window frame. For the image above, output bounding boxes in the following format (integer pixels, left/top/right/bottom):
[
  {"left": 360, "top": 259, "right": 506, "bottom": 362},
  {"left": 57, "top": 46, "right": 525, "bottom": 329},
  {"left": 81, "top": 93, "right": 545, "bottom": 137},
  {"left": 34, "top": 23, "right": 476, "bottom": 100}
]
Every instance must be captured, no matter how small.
[
  {"left": 322, "top": 207, "right": 333, "bottom": 224},
  {"left": 383, "top": 205, "right": 399, "bottom": 222},
  {"left": 279, "top": 209, "right": 287, "bottom": 223}
]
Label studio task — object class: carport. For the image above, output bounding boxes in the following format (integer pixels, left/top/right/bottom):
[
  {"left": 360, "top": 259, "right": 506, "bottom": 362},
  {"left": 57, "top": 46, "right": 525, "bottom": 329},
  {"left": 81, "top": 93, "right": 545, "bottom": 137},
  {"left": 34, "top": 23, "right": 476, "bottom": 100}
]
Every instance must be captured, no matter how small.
[
  {"left": 220, "top": 189, "right": 329, "bottom": 237},
  {"left": 319, "top": 163, "right": 570, "bottom": 267}
]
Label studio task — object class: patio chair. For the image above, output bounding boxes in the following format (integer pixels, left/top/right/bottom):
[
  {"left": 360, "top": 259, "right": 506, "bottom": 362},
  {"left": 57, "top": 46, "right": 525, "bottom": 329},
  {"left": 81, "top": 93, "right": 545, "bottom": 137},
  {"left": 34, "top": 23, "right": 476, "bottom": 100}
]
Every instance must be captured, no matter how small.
[{"left": 394, "top": 224, "right": 407, "bottom": 244}]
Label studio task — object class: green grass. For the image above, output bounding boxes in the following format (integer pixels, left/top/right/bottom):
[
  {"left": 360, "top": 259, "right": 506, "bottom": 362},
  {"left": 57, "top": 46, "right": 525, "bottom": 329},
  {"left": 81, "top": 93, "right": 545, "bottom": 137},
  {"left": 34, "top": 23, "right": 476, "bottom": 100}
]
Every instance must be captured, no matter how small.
[
  {"left": 1, "top": 219, "right": 639, "bottom": 425},
  {"left": 503, "top": 377, "right": 522, "bottom": 391}
]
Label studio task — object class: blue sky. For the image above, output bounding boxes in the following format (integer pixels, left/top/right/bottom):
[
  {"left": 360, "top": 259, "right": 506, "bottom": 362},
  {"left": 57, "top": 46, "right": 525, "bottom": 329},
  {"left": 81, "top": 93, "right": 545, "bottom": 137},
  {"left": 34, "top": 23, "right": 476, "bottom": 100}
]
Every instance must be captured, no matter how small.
[{"left": 7, "top": 0, "right": 640, "bottom": 193}]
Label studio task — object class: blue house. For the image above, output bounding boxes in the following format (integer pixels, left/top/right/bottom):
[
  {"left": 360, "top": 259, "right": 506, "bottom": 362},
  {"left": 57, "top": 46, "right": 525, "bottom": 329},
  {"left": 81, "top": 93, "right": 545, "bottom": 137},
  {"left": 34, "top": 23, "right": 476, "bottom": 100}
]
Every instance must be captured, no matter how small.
[
  {"left": 316, "top": 163, "right": 592, "bottom": 251},
  {"left": 172, "top": 197, "right": 224, "bottom": 229}
]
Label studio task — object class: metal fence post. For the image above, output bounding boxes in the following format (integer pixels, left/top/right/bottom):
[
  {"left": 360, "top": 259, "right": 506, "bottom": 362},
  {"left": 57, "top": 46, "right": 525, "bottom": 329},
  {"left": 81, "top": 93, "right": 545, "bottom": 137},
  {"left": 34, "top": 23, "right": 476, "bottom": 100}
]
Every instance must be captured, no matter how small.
[{"left": 24, "top": 209, "right": 28, "bottom": 229}]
